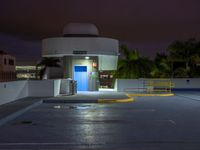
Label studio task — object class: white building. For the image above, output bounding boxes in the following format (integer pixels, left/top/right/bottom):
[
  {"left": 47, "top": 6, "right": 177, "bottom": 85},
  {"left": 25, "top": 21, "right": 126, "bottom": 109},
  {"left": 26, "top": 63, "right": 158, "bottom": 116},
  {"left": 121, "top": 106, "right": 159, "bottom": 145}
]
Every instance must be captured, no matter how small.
[{"left": 42, "top": 23, "right": 119, "bottom": 91}]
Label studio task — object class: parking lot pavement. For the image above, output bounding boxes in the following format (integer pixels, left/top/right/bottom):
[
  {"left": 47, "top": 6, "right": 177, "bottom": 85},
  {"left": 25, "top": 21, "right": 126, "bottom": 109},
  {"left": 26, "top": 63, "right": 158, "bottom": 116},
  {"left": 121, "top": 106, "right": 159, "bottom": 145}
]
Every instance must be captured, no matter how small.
[
  {"left": 0, "top": 95, "right": 200, "bottom": 149},
  {"left": 175, "top": 91, "right": 200, "bottom": 101},
  {"left": 0, "top": 97, "right": 43, "bottom": 127},
  {"left": 0, "top": 92, "right": 133, "bottom": 127}
]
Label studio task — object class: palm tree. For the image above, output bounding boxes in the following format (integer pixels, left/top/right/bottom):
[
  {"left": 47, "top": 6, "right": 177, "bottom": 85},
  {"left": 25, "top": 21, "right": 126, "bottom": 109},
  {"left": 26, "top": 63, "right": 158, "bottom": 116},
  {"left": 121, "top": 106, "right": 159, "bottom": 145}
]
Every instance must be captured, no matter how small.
[
  {"left": 115, "top": 45, "right": 139, "bottom": 78},
  {"left": 137, "top": 57, "right": 155, "bottom": 78},
  {"left": 173, "top": 67, "right": 188, "bottom": 78},
  {"left": 151, "top": 53, "right": 172, "bottom": 78},
  {"left": 114, "top": 45, "right": 153, "bottom": 79},
  {"left": 167, "top": 38, "right": 200, "bottom": 77},
  {"left": 36, "top": 57, "right": 61, "bottom": 80}
]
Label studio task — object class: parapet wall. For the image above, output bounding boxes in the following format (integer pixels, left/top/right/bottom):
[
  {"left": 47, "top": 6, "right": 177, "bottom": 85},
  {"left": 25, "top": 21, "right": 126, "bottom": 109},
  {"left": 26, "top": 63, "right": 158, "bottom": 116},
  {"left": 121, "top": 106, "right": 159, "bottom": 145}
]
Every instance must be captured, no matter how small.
[
  {"left": 1, "top": 78, "right": 200, "bottom": 106},
  {"left": 0, "top": 80, "right": 61, "bottom": 105},
  {"left": 115, "top": 78, "right": 200, "bottom": 92},
  {"left": 0, "top": 81, "right": 28, "bottom": 105}
]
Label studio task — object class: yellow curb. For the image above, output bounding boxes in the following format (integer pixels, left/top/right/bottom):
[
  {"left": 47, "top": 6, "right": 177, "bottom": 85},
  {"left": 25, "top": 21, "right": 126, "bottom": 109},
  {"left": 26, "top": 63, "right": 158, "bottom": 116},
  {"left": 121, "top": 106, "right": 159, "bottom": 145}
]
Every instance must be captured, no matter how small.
[
  {"left": 98, "top": 94, "right": 134, "bottom": 103},
  {"left": 127, "top": 93, "right": 174, "bottom": 97}
]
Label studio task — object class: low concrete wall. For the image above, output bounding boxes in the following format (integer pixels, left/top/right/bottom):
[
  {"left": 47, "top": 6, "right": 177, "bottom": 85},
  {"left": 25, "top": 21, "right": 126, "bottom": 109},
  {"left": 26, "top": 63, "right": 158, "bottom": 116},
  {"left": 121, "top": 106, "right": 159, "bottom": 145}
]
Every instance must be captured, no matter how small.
[
  {"left": 0, "top": 81, "right": 28, "bottom": 105},
  {"left": 115, "top": 78, "right": 200, "bottom": 92},
  {"left": 115, "top": 79, "right": 144, "bottom": 92},
  {"left": 171, "top": 78, "right": 200, "bottom": 91},
  {"left": 1, "top": 78, "right": 200, "bottom": 105},
  {"left": 54, "top": 79, "right": 61, "bottom": 96},
  {"left": 28, "top": 79, "right": 61, "bottom": 97},
  {"left": 28, "top": 80, "right": 55, "bottom": 97},
  {"left": 0, "top": 79, "right": 62, "bottom": 105}
]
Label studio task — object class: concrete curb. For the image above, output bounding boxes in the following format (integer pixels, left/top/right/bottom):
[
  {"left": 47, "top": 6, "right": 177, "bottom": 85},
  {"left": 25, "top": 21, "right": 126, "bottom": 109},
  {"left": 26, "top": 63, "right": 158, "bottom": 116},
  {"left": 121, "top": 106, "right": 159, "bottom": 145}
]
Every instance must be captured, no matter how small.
[
  {"left": 43, "top": 98, "right": 134, "bottom": 104},
  {"left": 98, "top": 94, "right": 134, "bottom": 103},
  {"left": 43, "top": 99, "right": 98, "bottom": 103},
  {"left": 43, "top": 94, "right": 134, "bottom": 104}
]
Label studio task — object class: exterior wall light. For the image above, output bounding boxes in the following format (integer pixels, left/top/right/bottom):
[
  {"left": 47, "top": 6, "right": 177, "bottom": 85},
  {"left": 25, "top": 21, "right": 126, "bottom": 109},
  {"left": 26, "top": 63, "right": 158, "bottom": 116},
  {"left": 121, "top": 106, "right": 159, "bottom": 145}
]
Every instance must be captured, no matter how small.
[
  {"left": 85, "top": 56, "right": 90, "bottom": 60},
  {"left": 92, "top": 62, "right": 97, "bottom": 68}
]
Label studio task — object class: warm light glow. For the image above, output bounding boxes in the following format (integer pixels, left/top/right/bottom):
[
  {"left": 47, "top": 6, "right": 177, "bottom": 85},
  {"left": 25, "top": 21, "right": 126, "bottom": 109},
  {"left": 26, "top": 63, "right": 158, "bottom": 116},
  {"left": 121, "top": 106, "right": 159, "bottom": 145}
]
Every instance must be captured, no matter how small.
[
  {"left": 92, "top": 62, "right": 97, "bottom": 68},
  {"left": 85, "top": 56, "right": 90, "bottom": 60}
]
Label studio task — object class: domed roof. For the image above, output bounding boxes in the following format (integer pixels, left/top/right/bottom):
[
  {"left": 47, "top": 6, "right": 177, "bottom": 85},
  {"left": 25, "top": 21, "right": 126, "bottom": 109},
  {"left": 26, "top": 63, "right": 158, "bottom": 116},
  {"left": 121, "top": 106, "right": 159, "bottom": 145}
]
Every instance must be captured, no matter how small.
[{"left": 63, "top": 23, "right": 99, "bottom": 36}]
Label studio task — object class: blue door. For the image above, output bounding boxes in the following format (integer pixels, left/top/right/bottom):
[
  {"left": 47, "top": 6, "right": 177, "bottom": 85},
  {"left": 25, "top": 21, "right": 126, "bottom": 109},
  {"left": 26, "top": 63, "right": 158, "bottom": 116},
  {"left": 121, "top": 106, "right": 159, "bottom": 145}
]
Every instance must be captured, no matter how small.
[{"left": 74, "top": 66, "right": 88, "bottom": 91}]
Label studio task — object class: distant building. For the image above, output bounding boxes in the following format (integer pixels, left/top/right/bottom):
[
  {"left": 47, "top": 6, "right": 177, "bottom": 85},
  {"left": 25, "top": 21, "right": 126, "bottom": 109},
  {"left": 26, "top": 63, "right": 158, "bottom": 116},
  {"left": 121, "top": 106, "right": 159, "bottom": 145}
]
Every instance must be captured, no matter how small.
[
  {"left": 15, "top": 60, "right": 41, "bottom": 80},
  {"left": 0, "top": 51, "right": 16, "bottom": 82},
  {"left": 16, "top": 66, "right": 41, "bottom": 80},
  {"left": 42, "top": 23, "right": 119, "bottom": 91}
]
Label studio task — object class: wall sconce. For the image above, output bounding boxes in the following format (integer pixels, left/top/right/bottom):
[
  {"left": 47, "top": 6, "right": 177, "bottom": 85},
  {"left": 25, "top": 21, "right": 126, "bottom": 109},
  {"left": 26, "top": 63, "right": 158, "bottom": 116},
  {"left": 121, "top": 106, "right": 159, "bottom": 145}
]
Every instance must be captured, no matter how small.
[{"left": 92, "top": 62, "right": 97, "bottom": 68}]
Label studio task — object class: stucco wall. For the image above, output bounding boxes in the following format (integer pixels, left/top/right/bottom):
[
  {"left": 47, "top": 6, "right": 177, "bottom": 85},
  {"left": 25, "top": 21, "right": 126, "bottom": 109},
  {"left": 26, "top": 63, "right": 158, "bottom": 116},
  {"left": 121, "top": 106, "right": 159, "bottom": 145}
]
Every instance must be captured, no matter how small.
[
  {"left": 28, "top": 80, "right": 55, "bottom": 97},
  {"left": 115, "top": 78, "right": 200, "bottom": 92},
  {"left": 171, "top": 78, "right": 200, "bottom": 90},
  {"left": 54, "top": 79, "right": 61, "bottom": 96},
  {"left": 42, "top": 37, "right": 119, "bottom": 57},
  {"left": 0, "top": 79, "right": 62, "bottom": 105},
  {"left": 98, "top": 55, "right": 118, "bottom": 70},
  {"left": 115, "top": 79, "right": 145, "bottom": 92},
  {"left": 0, "top": 81, "right": 28, "bottom": 105}
]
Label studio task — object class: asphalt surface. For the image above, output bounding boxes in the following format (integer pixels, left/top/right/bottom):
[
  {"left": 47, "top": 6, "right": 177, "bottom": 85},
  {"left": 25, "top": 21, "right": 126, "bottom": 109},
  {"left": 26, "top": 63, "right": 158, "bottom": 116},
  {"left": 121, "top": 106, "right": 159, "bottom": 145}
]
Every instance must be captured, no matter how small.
[
  {"left": 0, "top": 97, "right": 43, "bottom": 120},
  {"left": 0, "top": 92, "right": 200, "bottom": 149},
  {"left": 0, "top": 97, "right": 43, "bottom": 127}
]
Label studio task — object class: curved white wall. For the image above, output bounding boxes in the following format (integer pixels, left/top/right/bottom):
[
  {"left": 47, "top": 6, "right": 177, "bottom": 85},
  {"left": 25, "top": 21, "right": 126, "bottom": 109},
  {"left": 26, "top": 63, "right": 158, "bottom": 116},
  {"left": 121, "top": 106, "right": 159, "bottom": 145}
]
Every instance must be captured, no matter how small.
[{"left": 42, "top": 37, "right": 119, "bottom": 57}]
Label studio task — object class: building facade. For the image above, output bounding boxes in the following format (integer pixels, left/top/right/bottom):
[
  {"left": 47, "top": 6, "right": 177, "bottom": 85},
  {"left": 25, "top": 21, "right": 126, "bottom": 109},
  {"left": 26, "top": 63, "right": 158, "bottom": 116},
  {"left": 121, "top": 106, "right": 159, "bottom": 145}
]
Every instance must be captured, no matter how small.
[
  {"left": 0, "top": 51, "right": 16, "bottom": 82},
  {"left": 42, "top": 23, "right": 119, "bottom": 91},
  {"left": 16, "top": 65, "right": 42, "bottom": 80}
]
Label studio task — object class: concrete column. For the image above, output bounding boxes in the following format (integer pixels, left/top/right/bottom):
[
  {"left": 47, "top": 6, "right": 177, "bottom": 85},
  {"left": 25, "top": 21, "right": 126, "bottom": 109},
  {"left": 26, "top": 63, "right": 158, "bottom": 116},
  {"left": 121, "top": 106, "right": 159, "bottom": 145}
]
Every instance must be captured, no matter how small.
[{"left": 63, "top": 56, "right": 72, "bottom": 79}]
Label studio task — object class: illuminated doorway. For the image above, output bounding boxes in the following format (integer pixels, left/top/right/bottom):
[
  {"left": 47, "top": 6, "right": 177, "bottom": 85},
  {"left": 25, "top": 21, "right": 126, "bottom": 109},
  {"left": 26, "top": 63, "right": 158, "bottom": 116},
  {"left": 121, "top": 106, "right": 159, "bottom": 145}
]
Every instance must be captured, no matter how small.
[{"left": 74, "top": 66, "right": 88, "bottom": 91}]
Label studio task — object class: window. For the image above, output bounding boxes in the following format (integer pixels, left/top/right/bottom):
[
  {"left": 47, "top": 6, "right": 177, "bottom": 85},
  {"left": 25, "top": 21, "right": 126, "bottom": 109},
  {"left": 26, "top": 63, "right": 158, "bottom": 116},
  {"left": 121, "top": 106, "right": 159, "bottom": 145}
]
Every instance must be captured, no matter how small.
[
  {"left": 74, "top": 66, "right": 87, "bottom": 72},
  {"left": 9, "top": 59, "right": 14, "bottom": 65},
  {"left": 4, "top": 58, "right": 7, "bottom": 65}
]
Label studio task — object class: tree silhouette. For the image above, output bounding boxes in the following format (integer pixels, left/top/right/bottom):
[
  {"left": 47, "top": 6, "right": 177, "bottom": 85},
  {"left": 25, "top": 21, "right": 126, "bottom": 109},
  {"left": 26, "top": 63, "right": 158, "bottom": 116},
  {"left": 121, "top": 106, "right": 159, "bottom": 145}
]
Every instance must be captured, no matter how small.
[
  {"left": 151, "top": 53, "right": 172, "bottom": 78},
  {"left": 167, "top": 38, "right": 200, "bottom": 77},
  {"left": 114, "top": 45, "right": 153, "bottom": 79},
  {"left": 36, "top": 57, "right": 61, "bottom": 79}
]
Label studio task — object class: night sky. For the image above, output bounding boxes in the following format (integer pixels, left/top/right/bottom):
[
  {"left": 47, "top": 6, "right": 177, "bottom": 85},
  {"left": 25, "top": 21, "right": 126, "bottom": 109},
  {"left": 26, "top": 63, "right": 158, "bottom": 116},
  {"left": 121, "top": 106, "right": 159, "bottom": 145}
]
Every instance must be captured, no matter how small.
[{"left": 0, "top": 0, "right": 200, "bottom": 64}]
